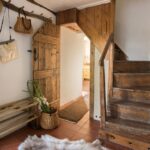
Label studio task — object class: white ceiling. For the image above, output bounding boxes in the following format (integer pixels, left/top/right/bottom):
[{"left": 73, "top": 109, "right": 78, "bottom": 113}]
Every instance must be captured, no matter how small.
[{"left": 36, "top": 0, "right": 110, "bottom": 12}]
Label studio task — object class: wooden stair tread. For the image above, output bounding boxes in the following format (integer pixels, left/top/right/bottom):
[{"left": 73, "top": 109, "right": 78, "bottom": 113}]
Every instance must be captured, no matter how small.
[
  {"left": 114, "top": 73, "right": 150, "bottom": 88},
  {"left": 114, "top": 61, "right": 150, "bottom": 73},
  {"left": 115, "top": 60, "right": 150, "bottom": 63},
  {"left": 105, "top": 118, "right": 150, "bottom": 144},
  {"left": 114, "top": 72, "right": 150, "bottom": 75},
  {"left": 113, "top": 87, "right": 150, "bottom": 104},
  {"left": 100, "top": 127, "right": 150, "bottom": 144},
  {"left": 110, "top": 101, "right": 150, "bottom": 124},
  {"left": 112, "top": 101, "right": 150, "bottom": 110},
  {"left": 113, "top": 87, "right": 150, "bottom": 91},
  {"left": 106, "top": 117, "right": 150, "bottom": 131},
  {"left": 0, "top": 99, "right": 38, "bottom": 121}
]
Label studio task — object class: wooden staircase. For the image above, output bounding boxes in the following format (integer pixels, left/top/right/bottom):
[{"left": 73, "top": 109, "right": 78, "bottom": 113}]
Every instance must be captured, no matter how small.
[{"left": 99, "top": 35, "right": 150, "bottom": 150}]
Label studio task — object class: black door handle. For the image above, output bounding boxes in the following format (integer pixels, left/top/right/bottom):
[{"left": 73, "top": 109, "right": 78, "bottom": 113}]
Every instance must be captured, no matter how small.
[
  {"left": 27, "top": 48, "right": 38, "bottom": 61},
  {"left": 34, "top": 48, "right": 38, "bottom": 61}
]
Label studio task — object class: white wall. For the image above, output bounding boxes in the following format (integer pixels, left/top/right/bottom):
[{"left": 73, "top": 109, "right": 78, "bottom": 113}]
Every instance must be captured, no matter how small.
[
  {"left": 115, "top": 0, "right": 150, "bottom": 60},
  {"left": 60, "top": 27, "right": 86, "bottom": 105},
  {"left": 0, "top": 0, "right": 55, "bottom": 105},
  {"left": 94, "top": 48, "right": 100, "bottom": 120}
]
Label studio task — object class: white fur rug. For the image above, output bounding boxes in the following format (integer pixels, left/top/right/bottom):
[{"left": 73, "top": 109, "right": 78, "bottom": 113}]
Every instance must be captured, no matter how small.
[{"left": 18, "top": 135, "right": 109, "bottom": 150}]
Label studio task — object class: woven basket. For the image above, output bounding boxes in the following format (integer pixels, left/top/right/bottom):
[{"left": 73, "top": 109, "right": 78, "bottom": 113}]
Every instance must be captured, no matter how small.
[{"left": 40, "top": 111, "right": 59, "bottom": 130}]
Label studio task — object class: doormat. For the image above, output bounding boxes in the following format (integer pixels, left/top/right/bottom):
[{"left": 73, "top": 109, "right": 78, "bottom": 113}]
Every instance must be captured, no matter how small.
[{"left": 59, "top": 96, "right": 88, "bottom": 123}]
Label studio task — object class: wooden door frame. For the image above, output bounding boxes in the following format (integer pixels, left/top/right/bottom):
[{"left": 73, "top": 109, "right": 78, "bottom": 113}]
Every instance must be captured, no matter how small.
[{"left": 89, "top": 42, "right": 95, "bottom": 118}]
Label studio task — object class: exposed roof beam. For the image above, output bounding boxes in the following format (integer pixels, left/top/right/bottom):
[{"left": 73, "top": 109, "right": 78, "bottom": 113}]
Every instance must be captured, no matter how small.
[{"left": 26, "top": 0, "right": 56, "bottom": 15}]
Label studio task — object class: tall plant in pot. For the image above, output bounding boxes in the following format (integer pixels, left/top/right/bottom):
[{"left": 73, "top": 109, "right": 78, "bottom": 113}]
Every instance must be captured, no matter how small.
[{"left": 27, "top": 80, "right": 59, "bottom": 129}]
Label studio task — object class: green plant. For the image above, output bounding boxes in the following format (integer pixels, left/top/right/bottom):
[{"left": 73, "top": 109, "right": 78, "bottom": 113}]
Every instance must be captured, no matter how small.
[{"left": 27, "top": 80, "right": 56, "bottom": 114}]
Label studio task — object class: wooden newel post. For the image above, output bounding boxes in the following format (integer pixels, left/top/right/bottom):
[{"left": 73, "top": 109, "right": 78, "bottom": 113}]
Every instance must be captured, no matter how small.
[{"left": 100, "top": 64, "right": 107, "bottom": 128}]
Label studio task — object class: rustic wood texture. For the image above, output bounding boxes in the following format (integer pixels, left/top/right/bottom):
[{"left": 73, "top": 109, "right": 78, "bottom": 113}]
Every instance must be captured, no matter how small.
[
  {"left": 100, "top": 66, "right": 106, "bottom": 128},
  {"left": 108, "top": 44, "right": 114, "bottom": 104},
  {"left": 111, "top": 101, "right": 150, "bottom": 124},
  {"left": 94, "top": 1, "right": 150, "bottom": 149},
  {"left": 1, "top": 0, "right": 52, "bottom": 22},
  {"left": 0, "top": 99, "right": 38, "bottom": 122},
  {"left": 56, "top": 2, "right": 114, "bottom": 52},
  {"left": 113, "top": 73, "right": 150, "bottom": 89},
  {"left": 78, "top": 3, "right": 112, "bottom": 52},
  {"left": 56, "top": 8, "right": 78, "bottom": 25},
  {"left": 99, "top": 33, "right": 114, "bottom": 128},
  {"left": 90, "top": 42, "right": 95, "bottom": 118},
  {"left": 99, "top": 33, "right": 114, "bottom": 65},
  {"left": 33, "top": 22, "right": 60, "bottom": 109},
  {"left": 26, "top": 0, "right": 56, "bottom": 15},
  {"left": 99, "top": 128, "right": 150, "bottom": 150},
  {"left": 0, "top": 112, "right": 37, "bottom": 139},
  {"left": 64, "top": 23, "right": 82, "bottom": 33},
  {"left": 114, "top": 61, "right": 150, "bottom": 73},
  {"left": 114, "top": 44, "right": 127, "bottom": 61},
  {"left": 0, "top": 99, "right": 38, "bottom": 139},
  {"left": 113, "top": 87, "right": 150, "bottom": 103},
  {"left": 101, "top": 53, "right": 150, "bottom": 149},
  {"left": 106, "top": 117, "right": 150, "bottom": 136}
]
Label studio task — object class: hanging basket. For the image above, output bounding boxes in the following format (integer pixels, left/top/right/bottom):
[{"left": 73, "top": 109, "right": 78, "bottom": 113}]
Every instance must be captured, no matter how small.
[
  {"left": 40, "top": 111, "right": 60, "bottom": 130},
  {"left": 0, "top": 1, "right": 3, "bottom": 13}
]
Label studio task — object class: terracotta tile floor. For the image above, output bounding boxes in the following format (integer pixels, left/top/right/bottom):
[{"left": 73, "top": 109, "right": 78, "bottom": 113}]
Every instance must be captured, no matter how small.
[{"left": 0, "top": 112, "right": 130, "bottom": 150}]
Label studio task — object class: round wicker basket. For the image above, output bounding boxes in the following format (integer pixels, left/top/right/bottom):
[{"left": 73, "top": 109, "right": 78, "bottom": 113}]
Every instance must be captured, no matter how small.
[{"left": 40, "top": 111, "right": 60, "bottom": 130}]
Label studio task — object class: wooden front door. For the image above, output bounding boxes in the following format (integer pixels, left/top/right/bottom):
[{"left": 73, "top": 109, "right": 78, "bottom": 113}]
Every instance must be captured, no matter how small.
[{"left": 32, "top": 22, "right": 60, "bottom": 109}]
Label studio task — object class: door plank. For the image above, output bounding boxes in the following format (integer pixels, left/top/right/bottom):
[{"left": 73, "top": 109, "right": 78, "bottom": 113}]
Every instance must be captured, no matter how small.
[{"left": 34, "top": 33, "right": 58, "bottom": 44}]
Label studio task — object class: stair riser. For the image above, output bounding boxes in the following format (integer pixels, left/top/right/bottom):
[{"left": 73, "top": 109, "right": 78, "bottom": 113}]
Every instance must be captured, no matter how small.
[
  {"left": 106, "top": 122, "right": 150, "bottom": 136},
  {"left": 113, "top": 88, "right": 150, "bottom": 103},
  {"left": 114, "top": 74, "right": 150, "bottom": 88},
  {"left": 111, "top": 105, "right": 150, "bottom": 124},
  {"left": 114, "top": 62, "right": 150, "bottom": 73}
]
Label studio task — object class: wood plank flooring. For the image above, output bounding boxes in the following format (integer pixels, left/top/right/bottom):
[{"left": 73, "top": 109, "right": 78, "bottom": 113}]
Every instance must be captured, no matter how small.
[{"left": 0, "top": 112, "right": 130, "bottom": 150}]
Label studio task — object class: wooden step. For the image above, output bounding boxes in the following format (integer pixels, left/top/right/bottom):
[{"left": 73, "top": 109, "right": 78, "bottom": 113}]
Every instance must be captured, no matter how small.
[
  {"left": 106, "top": 118, "right": 150, "bottom": 136},
  {"left": 113, "top": 87, "right": 150, "bottom": 103},
  {"left": 0, "top": 112, "right": 38, "bottom": 139},
  {"left": 114, "top": 73, "right": 150, "bottom": 89},
  {"left": 114, "top": 61, "right": 150, "bottom": 73},
  {"left": 99, "top": 127, "right": 150, "bottom": 150},
  {"left": 110, "top": 101, "right": 150, "bottom": 124}
]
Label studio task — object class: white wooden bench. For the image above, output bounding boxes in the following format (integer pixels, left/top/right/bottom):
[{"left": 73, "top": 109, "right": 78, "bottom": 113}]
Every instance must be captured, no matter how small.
[{"left": 0, "top": 98, "right": 38, "bottom": 139}]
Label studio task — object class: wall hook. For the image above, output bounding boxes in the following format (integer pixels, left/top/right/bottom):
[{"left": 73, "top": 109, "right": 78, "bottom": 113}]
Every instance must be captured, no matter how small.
[{"left": 19, "top": 6, "right": 24, "bottom": 11}]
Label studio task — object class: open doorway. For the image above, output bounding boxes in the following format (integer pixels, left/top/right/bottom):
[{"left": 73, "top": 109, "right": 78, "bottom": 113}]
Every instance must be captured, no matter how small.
[
  {"left": 82, "top": 36, "right": 90, "bottom": 109},
  {"left": 59, "top": 24, "right": 94, "bottom": 123}
]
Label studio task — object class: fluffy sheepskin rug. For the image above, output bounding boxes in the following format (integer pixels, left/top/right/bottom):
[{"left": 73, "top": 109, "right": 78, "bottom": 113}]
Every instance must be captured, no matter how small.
[{"left": 18, "top": 135, "right": 109, "bottom": 150}]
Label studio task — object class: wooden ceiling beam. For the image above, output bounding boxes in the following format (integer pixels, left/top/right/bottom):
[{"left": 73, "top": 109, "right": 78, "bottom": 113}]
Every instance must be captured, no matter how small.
[
  {"left": 26, "top": 0, "right": 56, "bottom": 15},
  {"left": 2, "top": 0, "right": 52, "bottom": 22}
]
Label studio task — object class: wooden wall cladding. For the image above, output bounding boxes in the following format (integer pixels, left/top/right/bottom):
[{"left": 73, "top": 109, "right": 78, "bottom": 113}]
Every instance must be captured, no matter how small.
[
  {"left": 78, "top": 3, "right": 112, "bottom": 51},
  {"left": 56, "top": 8, "right": 78, "bottom": 25},
  {"left": 56, "top": 2, "right": 114, "bottom": 52},
  {"left": 33, "top": 22, "right": 60, "bottom": 109}
]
